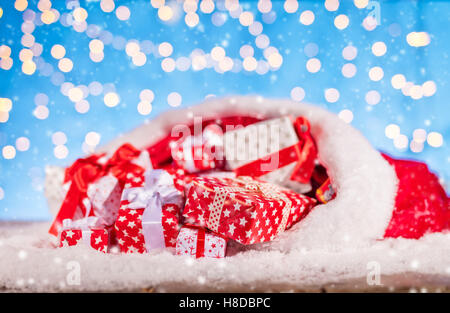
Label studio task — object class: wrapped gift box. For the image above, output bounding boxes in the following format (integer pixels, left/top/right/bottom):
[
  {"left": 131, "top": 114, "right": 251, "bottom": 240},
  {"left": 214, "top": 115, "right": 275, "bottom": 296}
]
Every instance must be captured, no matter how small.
[
  {"left": 114, "top": 169, "right": 184, "bottom": 253},
  {"left": 171, "top": 123, "right": 224, "bottom": 173},
  {"left": 49, "top": 143, "right": 152, "bottom": 236},
  {"left": 59, "top": 218, "right": 109, "bottom": 253},
  {"left": 223, "top": 116, "right": 316, "bottom": 194},
  {"left": 182, "top": 176, "right": 317, "bottom": 245},
  {"left": 176, "top": 226, "right": 227, "bottom": 259}
]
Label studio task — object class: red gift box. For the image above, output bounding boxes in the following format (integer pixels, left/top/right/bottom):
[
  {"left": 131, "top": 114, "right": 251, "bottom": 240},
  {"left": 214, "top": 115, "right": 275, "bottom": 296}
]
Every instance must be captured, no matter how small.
[
  {"left": 49, "top": 143, "right": 152, "bottom": 236},
  {"left": 59, "top": 217, "right": 109, "bottom": 253},
  {"left": 183, "top": 176, "right": 317, "bottom": 245},
  {"left": 171, "top": 123, "right": 224, "bottom": 173},
  {"left": 176, "top": 226, "right": 227, "bottom": 259},
  {"left": 114, "top": 169, "right": 184, "bottom": 253}
]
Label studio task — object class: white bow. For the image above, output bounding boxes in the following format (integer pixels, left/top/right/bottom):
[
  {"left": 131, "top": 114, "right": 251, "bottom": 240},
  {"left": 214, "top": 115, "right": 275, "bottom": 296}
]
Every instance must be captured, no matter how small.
[{"left": 121, "top": 169, "right": 183, "bottom": 252}]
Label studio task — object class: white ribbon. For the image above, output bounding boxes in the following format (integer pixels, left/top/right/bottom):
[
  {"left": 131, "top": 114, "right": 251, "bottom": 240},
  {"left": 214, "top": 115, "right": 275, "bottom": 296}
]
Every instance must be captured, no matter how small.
[
  {"left": 122, "top": 169, "right": 183, "bottom": 252},
  {"left": 62, "top": 216, "right": 100, "bottom": 246}
]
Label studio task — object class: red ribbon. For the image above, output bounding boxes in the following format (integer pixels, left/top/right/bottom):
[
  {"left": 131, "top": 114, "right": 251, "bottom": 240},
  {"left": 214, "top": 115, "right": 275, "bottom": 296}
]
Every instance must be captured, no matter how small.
[
  {"left": 233, "top": 116, "right": 317, "bottom": 184},
  {"left": 195, "top": 227, "right": 206, "bottom": 258},
  {"left": 49, "top": 143, "right": 146, "bottom": 236},
  {"left": 183, "top": 224, "right": 228, "bottom": 258},
  {"left": 104, "top": 143, "right": 145, "bottom": 183},
  {"left": 48, "top": 154, "right": 106, "bottom": 236},
  {"left": 290, "top": 116, "right": 317, "bottom": 184}
]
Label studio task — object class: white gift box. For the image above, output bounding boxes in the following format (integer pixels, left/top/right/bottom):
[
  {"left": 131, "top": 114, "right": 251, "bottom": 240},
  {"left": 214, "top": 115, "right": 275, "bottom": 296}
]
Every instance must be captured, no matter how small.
[{"left": 223, "top": 116, "right": 311, "bottom": 193}]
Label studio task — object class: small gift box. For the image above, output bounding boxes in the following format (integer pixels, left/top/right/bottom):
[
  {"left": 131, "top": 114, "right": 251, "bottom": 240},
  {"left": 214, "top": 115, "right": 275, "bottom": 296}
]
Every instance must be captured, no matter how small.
[
  {"left": 316, "top": 178, "right": 336, "bottom": 204},
  {"left": 114, "top": 169, "right": 184, "bottom": 254},
  {"left": 59, "top": 217, "right": 109, "bottom": 253},
  {"left": 49, "top": 143, "right": 152, "bottom": 236},
  {"left": 176, "top": 226, "right": 227, "bottom": 259},
  {"left": 183, "top": 176, "right": 317, "bottom": 245},
  {"left": 223, "top": 116, "right": 317, "bottom": 194},
  {"left": 171, "top": 124, "right": 224, "bottom": 173}
]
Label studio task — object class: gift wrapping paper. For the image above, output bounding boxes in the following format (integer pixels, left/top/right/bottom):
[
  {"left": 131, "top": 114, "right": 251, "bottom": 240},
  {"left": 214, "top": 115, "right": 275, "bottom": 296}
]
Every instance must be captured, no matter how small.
[
  {"left": 176, "top": 226, "right": 227, "bottom": 259},
  {"left": 49, "top": 144, "right": 152, "bottom": 236},
  {"left": 183, "top": 176, "right": 317, "bottom": 245},
  {"left": 60, "top": 227, "right": 109, "bottom": 253},
  {"left": 223, "top": 116, "right": 313, "bottom": 194},
  {"left": 114, "top": 170, "right": 183, "bottom": 253}
]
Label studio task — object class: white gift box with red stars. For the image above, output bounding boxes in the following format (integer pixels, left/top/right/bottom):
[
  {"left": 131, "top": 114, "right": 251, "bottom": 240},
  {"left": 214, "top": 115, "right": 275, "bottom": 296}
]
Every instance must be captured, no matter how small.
[{"left": 176, "top": 226, "right": 227, "bottom": 259}]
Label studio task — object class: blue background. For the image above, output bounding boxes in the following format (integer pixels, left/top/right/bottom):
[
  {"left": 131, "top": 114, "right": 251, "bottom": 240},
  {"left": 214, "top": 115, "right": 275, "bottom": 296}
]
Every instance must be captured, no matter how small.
[{"left": 0, "top": 0, "right": 448, "bottom": 220}]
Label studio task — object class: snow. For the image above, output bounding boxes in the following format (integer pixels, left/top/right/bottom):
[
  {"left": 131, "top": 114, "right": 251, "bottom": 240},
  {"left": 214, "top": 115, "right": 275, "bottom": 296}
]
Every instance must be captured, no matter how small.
[
  {"left": 1, "top": 222, "right": 449, "bottom": 292},
  {"left": 1, "top": 96, "right": 448, "bottom": 292}
]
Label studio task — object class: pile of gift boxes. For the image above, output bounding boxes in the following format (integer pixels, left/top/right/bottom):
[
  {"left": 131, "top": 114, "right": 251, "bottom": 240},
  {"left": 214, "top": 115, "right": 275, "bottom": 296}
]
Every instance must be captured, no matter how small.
[{"left": 50, "top": 115, "right": 336, "bottom": 258}]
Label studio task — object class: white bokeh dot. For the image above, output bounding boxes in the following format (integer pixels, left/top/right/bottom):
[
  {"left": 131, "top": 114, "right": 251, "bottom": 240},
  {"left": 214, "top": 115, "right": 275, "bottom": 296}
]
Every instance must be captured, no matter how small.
[
  {"left": 290, "top": 87, "right": 305, "bottom": 102},
  {"left": 385, "top": 124, "right": 400, "bottom": 139},
  {"left": 372, "top": 41, "right": 387, "bottom": 56},
  {"left": 15, "top": 137, "right": 30, "bottom": 151},
  {"left": 137, "top": 101, "right": 152, "bottom": 115},
  {"left": 85, "top": 132, "right": 101, "bottom": 146},
  {"left": 54, "top": 145, "right": 69, "bottom": 159},
  {"left": 324, "top": 88, "right": 340, "bottom": 103},
  {"left": 338, "top": 109, "right": 354, "bottom": 123},
  {"left": 306, "top": 58, "right": 321, "bottom": 73},
  {"left": 140, "top": 89, "right": 154, "bottom": 102},
  {"left": 52, "top": 132, "right": 67, "bottom": 145},
  {"left": 369, "top": 66, "right": 384, "bottom": 81},
  {"left": 342, "top": 63, "right": 357, "bottom": 78},
  {"left": 342, "top": 46, "right": 358, "bottom": 60},
  {"left": 299, "top": 10, "right": 315, "bottom": 25},
  {"left": 167, "top": 92, "right": 182, "bottom": 107},
  {"left": 2, "top": 145, "right": 16, "bottom": 159},
  {"left": 365, "top": 90, "right": 381, "bottom": 105},
  {"left": 33, "top": 105, "right": 49, "bottom": 120}
]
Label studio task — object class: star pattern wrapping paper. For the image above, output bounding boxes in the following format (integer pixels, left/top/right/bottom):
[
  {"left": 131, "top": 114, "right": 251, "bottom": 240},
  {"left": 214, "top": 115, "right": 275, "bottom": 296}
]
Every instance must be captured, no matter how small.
[
  {"left": 59, "top": 228, "right": 109, "bottom": 253},
  {"left": 176, "top": 227, "right": 227, "bottom": 259},
  {"left": 183, "top": 176, "right": 316, "bottom": 245},
  {"left": 114, "top": 170, "right": 183, "bottom": 254}
]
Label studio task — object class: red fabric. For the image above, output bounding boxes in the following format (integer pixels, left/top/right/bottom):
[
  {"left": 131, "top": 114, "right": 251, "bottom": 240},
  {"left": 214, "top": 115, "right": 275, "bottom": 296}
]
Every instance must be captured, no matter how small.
[
  {"left": 142, "top": 115, "right": 450, "bottom": 241},
  {"left": 382, "top": 153, "right": 450, "bottom": 239}
]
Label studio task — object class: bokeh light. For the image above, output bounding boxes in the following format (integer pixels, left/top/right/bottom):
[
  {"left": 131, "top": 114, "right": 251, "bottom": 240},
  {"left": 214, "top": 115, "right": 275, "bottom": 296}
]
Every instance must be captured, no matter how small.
[{"left": 0, "top": 0, "right": 448, "bottom": 222}]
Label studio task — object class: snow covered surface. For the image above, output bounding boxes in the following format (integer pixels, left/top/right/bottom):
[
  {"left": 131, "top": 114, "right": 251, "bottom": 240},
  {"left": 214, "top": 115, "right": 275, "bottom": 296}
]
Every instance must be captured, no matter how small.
[
  {"left": 1, "top": 97, "right": 448, "bottom": 292},
  {"left": 1, "top": 221, "right": 449, "bottom": 292}
]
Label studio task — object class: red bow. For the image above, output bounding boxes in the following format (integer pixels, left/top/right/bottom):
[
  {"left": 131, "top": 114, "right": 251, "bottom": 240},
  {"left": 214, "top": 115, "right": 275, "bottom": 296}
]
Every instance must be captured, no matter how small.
[
  {"left": 49, "top": 144, "right": 146, "bottom": 236},
  {"left": 104, "top": 143, "right": 145, "bottom": 183},
  {"left": 233, "top": 116, "right": 317, "bottom": 184}
]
